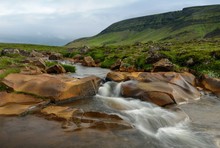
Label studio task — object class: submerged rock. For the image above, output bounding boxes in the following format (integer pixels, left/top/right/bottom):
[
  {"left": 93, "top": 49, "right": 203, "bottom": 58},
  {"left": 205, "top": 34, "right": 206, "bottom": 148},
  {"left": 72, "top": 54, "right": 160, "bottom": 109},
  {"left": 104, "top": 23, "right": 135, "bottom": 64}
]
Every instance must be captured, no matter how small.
[{"left": 2, "top": 74, "right": 101, "bottom": 102}]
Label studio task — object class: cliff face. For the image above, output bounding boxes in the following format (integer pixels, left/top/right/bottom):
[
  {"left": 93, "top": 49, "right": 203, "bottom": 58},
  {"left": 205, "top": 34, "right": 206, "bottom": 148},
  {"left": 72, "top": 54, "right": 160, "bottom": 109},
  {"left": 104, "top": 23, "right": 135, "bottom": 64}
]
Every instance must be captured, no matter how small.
[{"left": 67, "top": 5, "right": 220, "bottom": 47}]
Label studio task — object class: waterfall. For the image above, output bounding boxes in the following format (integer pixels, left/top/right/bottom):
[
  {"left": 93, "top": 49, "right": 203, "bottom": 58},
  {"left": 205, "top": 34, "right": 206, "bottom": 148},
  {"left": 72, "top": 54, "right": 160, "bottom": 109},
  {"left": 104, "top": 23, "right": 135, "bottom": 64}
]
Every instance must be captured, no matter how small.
[{"left": 96, "top": 81, "right": 216, "bottom": 148}]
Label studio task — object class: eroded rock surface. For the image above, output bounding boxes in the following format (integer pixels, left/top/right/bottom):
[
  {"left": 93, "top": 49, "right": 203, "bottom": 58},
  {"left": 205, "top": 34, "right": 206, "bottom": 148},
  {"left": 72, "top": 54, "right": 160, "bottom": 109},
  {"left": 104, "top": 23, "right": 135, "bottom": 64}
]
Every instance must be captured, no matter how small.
[{"left": 2, "top": 74, "right": 101, "bottom": 102}]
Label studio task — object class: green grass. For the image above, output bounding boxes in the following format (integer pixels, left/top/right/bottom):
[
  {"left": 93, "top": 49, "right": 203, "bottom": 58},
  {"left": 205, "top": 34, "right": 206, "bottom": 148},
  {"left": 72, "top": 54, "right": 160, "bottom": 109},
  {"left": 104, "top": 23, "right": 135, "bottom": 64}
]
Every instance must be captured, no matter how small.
[
  {"left": 61, "top": 64, "right": 76, "bottom": 73},
  {"left": 67, "top": 5, "right": 220, "bottom": 47}
]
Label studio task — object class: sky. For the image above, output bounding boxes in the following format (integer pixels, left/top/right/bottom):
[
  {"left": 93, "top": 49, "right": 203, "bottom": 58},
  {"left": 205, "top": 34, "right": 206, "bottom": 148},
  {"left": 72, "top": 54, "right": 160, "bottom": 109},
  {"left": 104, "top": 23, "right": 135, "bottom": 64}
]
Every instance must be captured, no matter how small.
[{"left": 0, "top": 0, "right": 219, "bottom": 46}]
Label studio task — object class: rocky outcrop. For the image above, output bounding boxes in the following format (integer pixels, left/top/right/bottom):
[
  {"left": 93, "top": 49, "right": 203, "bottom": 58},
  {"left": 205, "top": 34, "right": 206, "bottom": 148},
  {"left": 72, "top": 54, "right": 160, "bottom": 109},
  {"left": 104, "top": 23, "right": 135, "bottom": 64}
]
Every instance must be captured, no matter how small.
[
  {"left": 46, "top": 64, "right": 66, "bottom": 74},
  {"left": 0, "top": 92, "right": 43, "bottom": 116},
  {"left": 49, "top": 53, "right": 63, "bottom": 60},
  {"left": 82, "top": 56, "right": 96, "bottom": 67},
  {"left": 201, "top": 75, "right": 220, "bottom": 96},
  {"left": 152, "top": 58, "right": 174, "bottom": 72},
  {"left": 41, "top": 105, "right": 131, "bottom": 130},
  {"left": 107, "top": 71, "right": 200, "bottom": 106},
  {"left": 2, "top": 74, "right": 101, "bottom": 102}
]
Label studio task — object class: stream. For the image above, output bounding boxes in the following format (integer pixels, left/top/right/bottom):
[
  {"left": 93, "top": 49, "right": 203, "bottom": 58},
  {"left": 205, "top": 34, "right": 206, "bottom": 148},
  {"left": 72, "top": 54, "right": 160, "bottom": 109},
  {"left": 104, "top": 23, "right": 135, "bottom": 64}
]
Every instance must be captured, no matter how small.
[{"left": 0, "top": 64, "right": 220, "bottom": 148}]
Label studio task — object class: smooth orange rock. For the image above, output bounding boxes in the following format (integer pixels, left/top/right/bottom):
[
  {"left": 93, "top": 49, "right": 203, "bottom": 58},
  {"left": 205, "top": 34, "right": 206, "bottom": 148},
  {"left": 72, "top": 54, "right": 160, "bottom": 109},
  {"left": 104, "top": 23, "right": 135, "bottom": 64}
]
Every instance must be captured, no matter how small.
[
  {"left": 201, "top": 75, "right": 220, "bottom": 95},
  {"left": 41, "top": 106, "right": 79, "bottom": 121},
  {"left": 0, "top": 104, "right": 35, "bottom": 116},
  {"left": 2, "top": 74, "right": 100, "bottom": 102},
  {"left": 0, "top": 92, "right": 42, "bottom": 106},
  {"left": 106, "top": 72, "right": 129, "bottom": 82}
]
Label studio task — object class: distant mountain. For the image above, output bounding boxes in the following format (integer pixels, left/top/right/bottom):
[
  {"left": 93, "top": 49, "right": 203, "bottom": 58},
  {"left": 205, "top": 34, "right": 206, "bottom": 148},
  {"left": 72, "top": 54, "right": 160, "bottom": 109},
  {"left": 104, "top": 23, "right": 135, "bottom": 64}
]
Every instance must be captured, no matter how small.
[{"left": 67, "top": 5, "right": 220, "bottom": 47}]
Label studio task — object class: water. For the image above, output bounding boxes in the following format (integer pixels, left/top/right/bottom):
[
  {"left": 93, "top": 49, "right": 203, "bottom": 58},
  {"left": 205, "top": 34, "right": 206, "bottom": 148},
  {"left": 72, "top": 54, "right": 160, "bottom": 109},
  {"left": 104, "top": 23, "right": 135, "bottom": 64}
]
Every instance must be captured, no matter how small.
[
  {"left": 0, "top": 63, "right": 219, "bottom": 147},
  {"left": 96, "top": 81, "right": 217, "bottom": 148}
]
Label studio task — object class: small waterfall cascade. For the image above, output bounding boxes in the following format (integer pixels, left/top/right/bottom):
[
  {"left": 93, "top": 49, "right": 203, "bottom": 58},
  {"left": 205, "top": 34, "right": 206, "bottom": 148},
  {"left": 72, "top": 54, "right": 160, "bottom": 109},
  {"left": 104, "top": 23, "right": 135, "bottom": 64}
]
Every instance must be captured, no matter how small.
[{"left": 96, "top": 81, "right": 216, "bottom": 148}]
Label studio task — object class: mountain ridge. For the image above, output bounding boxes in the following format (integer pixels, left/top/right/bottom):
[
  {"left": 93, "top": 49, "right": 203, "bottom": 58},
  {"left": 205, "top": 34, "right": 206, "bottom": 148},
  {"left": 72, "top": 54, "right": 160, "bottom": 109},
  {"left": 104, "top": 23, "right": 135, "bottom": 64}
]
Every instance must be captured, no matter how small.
[{"left": 67, "top": 4, "right": 220, "bottom": 47}]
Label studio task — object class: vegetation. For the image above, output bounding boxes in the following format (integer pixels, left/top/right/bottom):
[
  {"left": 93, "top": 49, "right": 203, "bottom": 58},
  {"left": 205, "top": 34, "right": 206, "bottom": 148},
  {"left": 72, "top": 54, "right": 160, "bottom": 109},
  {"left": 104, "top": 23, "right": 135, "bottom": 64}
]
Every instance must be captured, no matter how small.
[
  {"left": 45, "top": 61, "right": 76, "bottom": 73},
  {"left": 67, "top": 39, "right": 220, "bottom": 78},
  {"left": 67, "top": 5, "right": 220, "bottom": 47}
]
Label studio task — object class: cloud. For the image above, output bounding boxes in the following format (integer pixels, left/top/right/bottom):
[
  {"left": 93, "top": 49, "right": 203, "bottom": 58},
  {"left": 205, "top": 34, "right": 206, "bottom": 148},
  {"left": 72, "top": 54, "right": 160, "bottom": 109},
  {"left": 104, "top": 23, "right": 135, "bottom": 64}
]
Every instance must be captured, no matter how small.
[{"left": 0, "top": 0, "right": 219, "bottom": 45}]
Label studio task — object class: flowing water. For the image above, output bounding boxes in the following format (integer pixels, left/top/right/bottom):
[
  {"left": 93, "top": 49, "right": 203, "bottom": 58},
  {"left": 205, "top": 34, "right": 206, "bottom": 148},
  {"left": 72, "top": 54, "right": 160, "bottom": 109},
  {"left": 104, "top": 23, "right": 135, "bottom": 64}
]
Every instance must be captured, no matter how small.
[{"left": 0, "top": 64, "right": 219, "bottom": 148}]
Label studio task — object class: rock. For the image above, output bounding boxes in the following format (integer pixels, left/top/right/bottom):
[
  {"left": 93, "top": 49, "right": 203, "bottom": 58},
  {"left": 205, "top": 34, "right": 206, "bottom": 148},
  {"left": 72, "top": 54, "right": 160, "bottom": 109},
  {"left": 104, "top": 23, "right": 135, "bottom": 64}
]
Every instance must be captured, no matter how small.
[
  {"left": 73, "top": 54, "right": 83, "bottom": 63},
  {"left": 186, "top": 58, "right": 194, "bottom": 66},
  {"left": 1, "top": 48, "right": 20, "bottom": 56},
  {"left": 46, "top": 64, "right": 66, "bottom": 74},
  {"left": 41, "top": 106, "right": 79, "bottom": 121},
  {"left": 82, "top": 56, "right": 96, "bottom": 67},
  {"left": 146, "top": 52, "right": 166, "bottom": 64},
  {"left": 2, "top": 74, "right": 101, "bottom": 102},
  {"left": 79, "top": 46, "right": 90, "bottom": 54},
  {"left": 0, "top": 92, "right": 43, "bottom": 116},
  {"left": 20, "top": 66, "right": 44, "bottom": 75},
  {"left": 110, "top": 59, "right": 121, "bottom": 70},
  {"left": 19, "top": 49, "right": 30, "bottom": 56},
  {"left": 49, "top": 53, "right": 63, "bottom": 60},
  {"left": 116, "top": 72, "right": 200, "bottom": 106},
  {"left": 153, "top": 58, "right": 174, "bottom": 72},
  {"left": 30, "top": 50, "right": 44, "bottom": 57},
  {"left": 119, "top": 63, "right": 136, "bottom": 72},
  {"left": 106, "top": 72, "right": 129, "bottom": 82},
  {"left": 0, "top": 92, "right": 42, "bottom": 106},
  {"left": 201, "top": 75, "right": 220, "bottom": 96},
  {"left": 23, "top": 58, "right": 46, "bottom": 69}
]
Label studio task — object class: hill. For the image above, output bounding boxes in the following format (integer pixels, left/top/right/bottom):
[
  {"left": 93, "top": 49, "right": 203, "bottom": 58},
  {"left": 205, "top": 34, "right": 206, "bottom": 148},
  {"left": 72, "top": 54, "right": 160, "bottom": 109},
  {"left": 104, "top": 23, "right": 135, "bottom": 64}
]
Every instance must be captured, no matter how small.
[{"left": 67, "top": 5, "right": 220, "bottom": 47}]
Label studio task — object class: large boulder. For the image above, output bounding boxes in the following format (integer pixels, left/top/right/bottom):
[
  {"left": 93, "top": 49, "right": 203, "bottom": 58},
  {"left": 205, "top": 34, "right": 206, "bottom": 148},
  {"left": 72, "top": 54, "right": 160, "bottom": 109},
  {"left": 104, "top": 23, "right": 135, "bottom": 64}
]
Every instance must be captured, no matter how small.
[
  {"left": 152, "top": 58, "right": 174, "bottom": 72},
  {"left": 82, "top": 56, "right": 96, "bottom": 67},
  {"left": 201, "top": 75, "right": 220, "bottom": 96},
  {"left": 106, "top": 71, "right": 200, "bottom": 106},
  {"left": 2, "top": 74, "right": 101, "bottom": 102}
]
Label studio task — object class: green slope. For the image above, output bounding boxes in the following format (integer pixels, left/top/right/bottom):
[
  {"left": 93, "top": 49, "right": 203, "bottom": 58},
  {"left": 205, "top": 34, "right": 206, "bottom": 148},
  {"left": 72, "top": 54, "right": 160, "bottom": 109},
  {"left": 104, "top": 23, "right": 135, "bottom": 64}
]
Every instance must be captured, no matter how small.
[{"left": 67, "top": 5, "right": 220, "bottom": 47}]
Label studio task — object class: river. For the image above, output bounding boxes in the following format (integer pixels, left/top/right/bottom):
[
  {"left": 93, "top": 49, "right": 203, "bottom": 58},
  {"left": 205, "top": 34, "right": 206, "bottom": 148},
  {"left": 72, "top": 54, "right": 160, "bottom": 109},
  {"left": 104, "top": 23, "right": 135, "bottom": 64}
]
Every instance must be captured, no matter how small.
[{"left": 0, "top": 64, "right": 219, "bottom": 148}]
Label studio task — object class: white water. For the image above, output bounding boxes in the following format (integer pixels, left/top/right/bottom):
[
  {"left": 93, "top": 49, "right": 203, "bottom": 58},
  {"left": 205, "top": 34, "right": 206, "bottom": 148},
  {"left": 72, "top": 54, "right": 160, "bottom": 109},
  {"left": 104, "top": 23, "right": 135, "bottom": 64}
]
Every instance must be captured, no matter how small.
[{"left": 96, "top": 81, "right": 216, "bottom": 148}]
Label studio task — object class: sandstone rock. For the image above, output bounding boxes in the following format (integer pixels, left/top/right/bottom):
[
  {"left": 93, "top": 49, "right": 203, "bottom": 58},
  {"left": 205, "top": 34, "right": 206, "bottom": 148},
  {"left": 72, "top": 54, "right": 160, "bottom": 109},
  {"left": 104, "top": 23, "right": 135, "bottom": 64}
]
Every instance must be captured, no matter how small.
[
  {"left": 46, "top": 64, "right": 66, "bottom": 74},
  {"left": 0, "top": 92, "right": 43, "bottom": 116},
  {"left": 2, "top": 74, "right": 100, "bottom": 102},
  {"left": 82, "top": 56, "right": 96, "bottom": 67},
  {"left": 201, "top": 75, "right": 220, "bottom": 96},
  {"left": 106, "top": 72, "right": 129, "bottom": 82},
  {"left": 41, "top": 106, "right": 79, "bottom": 121},
  {"left": 121, "top": 80, "right": 200, "bottom": 107},
  {"left": 115, "top": 71, "right": 200, "bottom": 106},
  {"left": 0, "top": 92, "right": 42, "bottom": 106},
  {"left": 153, "top": 58, "right": 174, "bottom": 72},
  {"left": 49, "top": 53, "right": 63, "bottom": 60}
]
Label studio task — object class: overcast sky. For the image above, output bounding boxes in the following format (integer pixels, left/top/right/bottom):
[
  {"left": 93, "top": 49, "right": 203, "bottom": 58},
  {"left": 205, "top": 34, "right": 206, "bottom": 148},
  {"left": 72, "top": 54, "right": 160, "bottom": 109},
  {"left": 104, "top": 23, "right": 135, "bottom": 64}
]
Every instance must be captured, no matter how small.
[{"left": 0, "top": 0, "right": 219, "bottom": 45}]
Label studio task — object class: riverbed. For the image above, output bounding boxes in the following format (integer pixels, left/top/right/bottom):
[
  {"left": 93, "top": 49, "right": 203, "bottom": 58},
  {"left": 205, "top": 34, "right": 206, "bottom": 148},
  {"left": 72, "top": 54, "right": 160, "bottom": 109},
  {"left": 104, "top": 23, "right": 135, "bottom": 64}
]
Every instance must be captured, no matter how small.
[{"left": 0, "top": 64, "right": 219, "bottom": 148}]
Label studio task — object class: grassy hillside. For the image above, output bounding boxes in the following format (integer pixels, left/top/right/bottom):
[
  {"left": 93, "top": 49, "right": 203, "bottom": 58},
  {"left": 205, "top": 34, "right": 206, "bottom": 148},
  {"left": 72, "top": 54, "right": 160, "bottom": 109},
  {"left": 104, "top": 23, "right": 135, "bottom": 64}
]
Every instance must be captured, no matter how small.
[{"left": 67, "top": 5, "right": 220, "bottom": 47}]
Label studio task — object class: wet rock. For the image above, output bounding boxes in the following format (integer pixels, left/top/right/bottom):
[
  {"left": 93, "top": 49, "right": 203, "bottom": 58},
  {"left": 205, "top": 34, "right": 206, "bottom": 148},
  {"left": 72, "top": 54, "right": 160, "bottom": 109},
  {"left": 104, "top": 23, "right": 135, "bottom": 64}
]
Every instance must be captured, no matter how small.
[
  {"left": 106, "top": 72, "right": 129, "bottom": 82},
  {"left": 0, "top": 92, "right": 43, "bottom": 116},
  {"left": 110, "top": 59, "right": 121, "bottom": 70},
  {"left": 119, "top": 72, "right": 200, "bottom": 106},
  {"left": 0, "top": 92, "right": 42, "bottom": 107},
  {"left": 1, "top": 48, "right": 20, "bottom": 56},
  {"left": 41, "top": 106, "right": 79, "bottom": 121},
  {"left": 153, "top": 58, "right": 174, "bottom": 72},
  {"left": 2, "top": 74, "right": 101, "bottom": 102},
  {"left": 46, "top": 64, "right": 66, "bottom": 74},
  {"left": 49, "top": 53, "right": 63, "bottom": 60},
  {"left": 201, "top": 75, "right": 220, "bottom": 96},
  {"left": 82, "top": 56, "right": 96, "bottom": 67}
]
